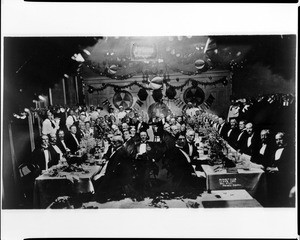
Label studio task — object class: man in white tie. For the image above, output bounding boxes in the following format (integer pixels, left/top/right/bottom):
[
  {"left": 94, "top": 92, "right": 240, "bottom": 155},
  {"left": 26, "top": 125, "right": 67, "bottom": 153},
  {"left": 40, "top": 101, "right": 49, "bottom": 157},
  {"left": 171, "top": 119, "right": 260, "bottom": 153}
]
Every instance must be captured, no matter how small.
[
  {"left": 266, "top": 132, "right": 295, "bottom": 207},
  {"left": 65, "top": 125, "right": 80, "bottom": 154},
  {"left": 31, "top": 135, "right": 60, "bottom": 173},
  {"left": 48, "top": 133, "right": 64, "bottom": 160},
  {"left": 56, "top": 129, "right": 70, "bottom": 155}
]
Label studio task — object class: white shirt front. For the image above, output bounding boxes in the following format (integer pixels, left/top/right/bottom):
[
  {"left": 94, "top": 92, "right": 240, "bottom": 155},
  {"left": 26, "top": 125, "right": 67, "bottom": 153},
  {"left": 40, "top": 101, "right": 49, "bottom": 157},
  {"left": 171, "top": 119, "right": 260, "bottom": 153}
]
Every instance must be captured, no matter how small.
[
  {"left": 139, "top": 143, "right": 147, "bottom": 154},
  {"left": 237, "top": 131, "right": 244, "bottom": 141},
  {"left": 227, "top": 129, "right": 233, "bottom": 137},
  {"left": 61, "top": 140, "right": 67, "bottom": 150},
  {"left": 187, "top": 141, "right": 193, "bottom": 157},
  {"left": 275, "top": 148, "right": 284, "bottom": 161},
  {"left": 71, "top": 133, "right": 79, "bottom": 146},
  {"left": 259, "top": 143, "right": 267, "bottom": 155},
  {"left": 52, "top": 145, "right": 63, "bottom": 159},
  {"left": 247, "top": 134, "right": 253, "bottom": 147},
  {"left": 43, "top": 149, "right": 50, "bottom": 170}
]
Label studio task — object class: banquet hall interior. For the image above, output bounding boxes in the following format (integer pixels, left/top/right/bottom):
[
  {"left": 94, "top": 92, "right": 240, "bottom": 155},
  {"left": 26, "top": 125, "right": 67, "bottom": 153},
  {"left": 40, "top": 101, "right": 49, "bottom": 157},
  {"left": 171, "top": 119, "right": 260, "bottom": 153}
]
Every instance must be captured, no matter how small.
[{"left": 2, "top": 35, "right": 296, "bottom": 209}]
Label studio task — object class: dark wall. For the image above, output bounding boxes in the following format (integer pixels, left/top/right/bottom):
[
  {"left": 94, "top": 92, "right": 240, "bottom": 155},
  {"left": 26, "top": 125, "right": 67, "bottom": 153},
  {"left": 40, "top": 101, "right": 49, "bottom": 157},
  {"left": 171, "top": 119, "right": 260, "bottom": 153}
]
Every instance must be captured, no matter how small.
[{"left": 231, "top": 35, "right": 296, "bottom": 98}]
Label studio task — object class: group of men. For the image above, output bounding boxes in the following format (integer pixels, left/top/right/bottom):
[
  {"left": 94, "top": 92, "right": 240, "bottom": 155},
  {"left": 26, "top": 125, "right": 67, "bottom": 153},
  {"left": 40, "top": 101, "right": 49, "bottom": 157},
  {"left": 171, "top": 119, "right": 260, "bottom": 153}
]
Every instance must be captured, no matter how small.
[{"left": 30, "top": 103, "right": 294, "bottom": 206}]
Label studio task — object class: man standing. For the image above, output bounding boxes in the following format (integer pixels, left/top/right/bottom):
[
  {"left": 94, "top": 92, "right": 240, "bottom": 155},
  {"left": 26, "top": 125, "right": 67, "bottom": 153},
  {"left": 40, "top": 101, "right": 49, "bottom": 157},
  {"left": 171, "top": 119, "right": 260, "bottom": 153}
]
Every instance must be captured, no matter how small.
[
  {"left": 66, "top": 109, "right": 78, "bottom": 130},
  {"left": 182, "top": 129, "right": 199, "bottom": 164},
  {"left": 42, "top": 110, "right": 59, "bottom": 135},
  {"left": 266, "top": 132, "right": 295, "bottom": 207}
]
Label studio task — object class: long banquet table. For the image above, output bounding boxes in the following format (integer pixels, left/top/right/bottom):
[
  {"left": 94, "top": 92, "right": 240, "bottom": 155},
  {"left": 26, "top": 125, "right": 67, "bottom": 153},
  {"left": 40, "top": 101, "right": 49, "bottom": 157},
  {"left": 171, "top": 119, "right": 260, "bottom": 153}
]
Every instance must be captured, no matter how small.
[{"left": 33, "top": 163, "right": 102, "bottom": 209}]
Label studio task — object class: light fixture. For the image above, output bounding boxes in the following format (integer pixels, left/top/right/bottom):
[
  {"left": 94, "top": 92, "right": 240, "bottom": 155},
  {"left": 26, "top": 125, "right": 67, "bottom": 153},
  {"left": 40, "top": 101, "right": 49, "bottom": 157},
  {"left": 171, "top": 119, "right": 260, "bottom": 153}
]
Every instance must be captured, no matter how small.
[
  {"left": 38, "top": 95, "right": 46, "bottom": 101},
  {"left": 83, "top": 49, "right": 91, "bottom": 55},
  {"left": 64, "top": 74, "right": 70, "bottom": 78},
  {"left": 71, "top": 53, "right": 85, "bottom": 62}
]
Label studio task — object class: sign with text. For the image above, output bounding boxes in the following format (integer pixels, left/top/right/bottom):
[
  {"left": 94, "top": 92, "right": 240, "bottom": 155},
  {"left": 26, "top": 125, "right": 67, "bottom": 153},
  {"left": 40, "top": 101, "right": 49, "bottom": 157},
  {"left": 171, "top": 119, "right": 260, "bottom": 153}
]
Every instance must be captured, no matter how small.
[{"left": 130, "top": 42, "right": 157, "bottom": 61}]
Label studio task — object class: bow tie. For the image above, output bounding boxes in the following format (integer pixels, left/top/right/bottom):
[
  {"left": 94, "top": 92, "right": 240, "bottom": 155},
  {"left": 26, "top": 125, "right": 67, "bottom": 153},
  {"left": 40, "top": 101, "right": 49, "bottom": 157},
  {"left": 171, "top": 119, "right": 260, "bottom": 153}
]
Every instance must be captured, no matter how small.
[{"left": 140, "top": 141, "right": 147, "bottom": 144}]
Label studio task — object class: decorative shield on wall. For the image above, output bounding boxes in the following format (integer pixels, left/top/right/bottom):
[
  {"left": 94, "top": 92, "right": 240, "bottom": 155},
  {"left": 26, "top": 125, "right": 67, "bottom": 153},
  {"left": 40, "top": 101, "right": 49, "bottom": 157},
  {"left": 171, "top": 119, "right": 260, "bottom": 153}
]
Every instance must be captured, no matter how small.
[
  {"left": 112, "top": 90, "right": 133, "bottom": 109},
  {"left": 183, "top": 86, "right": 205, "bottom": 105}
]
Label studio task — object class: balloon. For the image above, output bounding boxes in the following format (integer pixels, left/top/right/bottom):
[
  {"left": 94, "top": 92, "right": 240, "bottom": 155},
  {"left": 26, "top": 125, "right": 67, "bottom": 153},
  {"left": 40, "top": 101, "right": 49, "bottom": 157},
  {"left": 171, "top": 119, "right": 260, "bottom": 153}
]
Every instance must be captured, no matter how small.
[{"left": 195, "top": 59, "right": 206, "bottom": 69}]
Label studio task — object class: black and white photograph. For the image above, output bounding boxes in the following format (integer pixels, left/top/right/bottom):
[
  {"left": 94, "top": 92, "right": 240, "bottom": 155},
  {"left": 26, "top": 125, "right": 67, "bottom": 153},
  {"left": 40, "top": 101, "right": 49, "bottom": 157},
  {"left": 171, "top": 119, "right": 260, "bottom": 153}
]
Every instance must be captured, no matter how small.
[{"left": 1, "top": 1, "right": 298, "bottom": 239}]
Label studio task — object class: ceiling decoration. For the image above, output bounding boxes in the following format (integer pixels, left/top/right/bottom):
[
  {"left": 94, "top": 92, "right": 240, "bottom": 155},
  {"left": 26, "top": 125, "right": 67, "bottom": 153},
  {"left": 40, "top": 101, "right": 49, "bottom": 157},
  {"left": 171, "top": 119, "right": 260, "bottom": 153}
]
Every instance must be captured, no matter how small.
[{"left": 80, "top": 36, "right": 251, "bottom": 80}]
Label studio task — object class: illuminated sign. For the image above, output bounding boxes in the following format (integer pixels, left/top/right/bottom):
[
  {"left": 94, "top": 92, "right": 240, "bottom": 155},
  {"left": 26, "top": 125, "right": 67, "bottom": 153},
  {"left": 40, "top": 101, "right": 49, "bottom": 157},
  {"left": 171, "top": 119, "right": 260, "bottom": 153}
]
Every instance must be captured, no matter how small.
[{"left": 130, "top": 42, "right": 157, "bottom": 61}]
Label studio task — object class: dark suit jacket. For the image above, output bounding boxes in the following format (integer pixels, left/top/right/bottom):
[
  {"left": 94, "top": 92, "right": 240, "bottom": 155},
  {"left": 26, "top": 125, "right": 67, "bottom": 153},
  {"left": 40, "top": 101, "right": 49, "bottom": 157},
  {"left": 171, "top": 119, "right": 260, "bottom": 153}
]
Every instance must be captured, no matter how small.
[
  {"left": 135, "top": 121, "right": 149, "bottom": 133},
  {"left": 164, "top": 146, "right": 195, "bottom": 182},
  {"left": 251, "top": 141, "right": 276, "bottom": 167},
  {"left": 56, "top": 139, "right": 68, "bottom": 154},
  {"left": 226, "top": 128, "right": 240, "bottom": 149},
  {"left": 218, "top": 123, "right": 230, "bottom": 140},
  {"left": 76, "top": 129, "right": 85, "bottom": 141},
  {"left": 182, "top": 141, "right": 198, "bottom": 161},
  {"left": 31, "top": 147, "right": 60, "bottom": 171},
  {"left": 124, "top": 137, "right": 136, "bottom": 156},
  {"left": 239, "top": 132, "right": 260, "bottom": 156},
  {"left": 236, "top": 130, "right": 248, "bottom": 151},
  {"left": 162, "top": 130, "right": 176, "bottom": 150},
  {"left": 103, "top": 146, "right": 133, "bottom": 184},
  {"left": 65, "top": 133, "right": 80, "bottom": 154},
  {"left": 102, "top": 144, "right": 113, "bottom": 160}
]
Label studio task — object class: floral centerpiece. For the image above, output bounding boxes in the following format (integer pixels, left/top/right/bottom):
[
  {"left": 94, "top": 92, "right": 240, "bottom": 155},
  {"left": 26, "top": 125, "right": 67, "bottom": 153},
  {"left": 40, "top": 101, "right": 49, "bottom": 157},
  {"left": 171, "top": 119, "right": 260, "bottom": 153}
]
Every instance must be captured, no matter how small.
[{"left": 79, "top": 135, "right": 97, "bottom": 154}]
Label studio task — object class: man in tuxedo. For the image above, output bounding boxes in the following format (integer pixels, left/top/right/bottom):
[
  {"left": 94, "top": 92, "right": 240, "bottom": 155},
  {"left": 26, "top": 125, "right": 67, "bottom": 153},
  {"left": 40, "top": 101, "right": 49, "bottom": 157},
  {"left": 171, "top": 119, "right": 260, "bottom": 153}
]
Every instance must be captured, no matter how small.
[
  {"left": 217, "top": 116, "right": 230, "bottom": 140},
  {"left": 94, "top": 135, "right": 133, "bottom": 202},
  {"left": 76, "top": 121, "right": 86, "bottom": 141},
  {"left": 182, "top": 129, "right": 199, "bottom": 165},
  {"left": 164, "top": 134, "right": 204, "bottom": 193},
  {"left": 123, "top": 130, "right": 135, "bottom": 155},
  {"left": 48, "top": 133, "right": 64, "bottom": 160},
  {"left": 239, "top": 122, "right": 260, "bottom": 156},
  {"left": 65, "top": 125, "right": 80, "bottom": 154},
  {"left": 56, "top": 129, "right": 70, "bottom": 155},
  {"left": 226, "top": 118, "right": 240, "bottom": 149},
  {"left": 102, "top": 133, "right": 114, "bottom": 161},
  {"left": 132, "top": 131, "right": 157, "bottom": 194},
  {"left": 31, "top": 135, "right": 60, "bottom": 173},
  {"left": 250, "top": 129, "right": 275, "bottom": 168},
  {"left": 236, "top": 119, "right": 248, "bottom": 151},
  {"left": 266, "top": 132, "right": 295, "bottom": 207}
]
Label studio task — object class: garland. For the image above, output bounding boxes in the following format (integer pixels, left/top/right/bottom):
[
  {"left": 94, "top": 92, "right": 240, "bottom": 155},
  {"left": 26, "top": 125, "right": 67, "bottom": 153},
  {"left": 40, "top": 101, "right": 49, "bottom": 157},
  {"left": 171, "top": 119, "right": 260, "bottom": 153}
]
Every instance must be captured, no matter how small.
[{"left": 87, "top": 76, "right": 229, "bottom": 93}]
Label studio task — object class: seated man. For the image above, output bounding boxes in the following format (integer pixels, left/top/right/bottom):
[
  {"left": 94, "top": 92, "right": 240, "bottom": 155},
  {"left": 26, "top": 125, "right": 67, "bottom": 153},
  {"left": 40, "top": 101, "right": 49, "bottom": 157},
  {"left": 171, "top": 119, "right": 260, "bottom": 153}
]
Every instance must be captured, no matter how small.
[
  {"left": 65, "top": 125, "right": 80, "bottom": 154},
  {"left": 226, "top": 118, "right": 240, "bottom": 149},
  {"left": 164, "top": 134, "right": 205, "bottom": 193},
  {"left": 250, "top": 129, "right": 275, "bottom": 168},
  {"left": 31, "top": 135, "right": 60, "bottom": 173},
  {"left": 94, "top": 135, "right": 133, "bottom": 202}
]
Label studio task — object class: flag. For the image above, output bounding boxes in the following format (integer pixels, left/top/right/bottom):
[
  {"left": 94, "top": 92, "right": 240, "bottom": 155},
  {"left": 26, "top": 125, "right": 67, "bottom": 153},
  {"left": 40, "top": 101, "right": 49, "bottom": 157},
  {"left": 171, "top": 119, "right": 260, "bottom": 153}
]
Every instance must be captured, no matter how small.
[
  {"left": 203, "top": 94, "right": 215, "bottom": 109},
  {"left": 102, "top": 99, "right": 109, "bottom": 106},
  {"left": 136, "top": 99, "right": 144, "bottom": 107}
]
